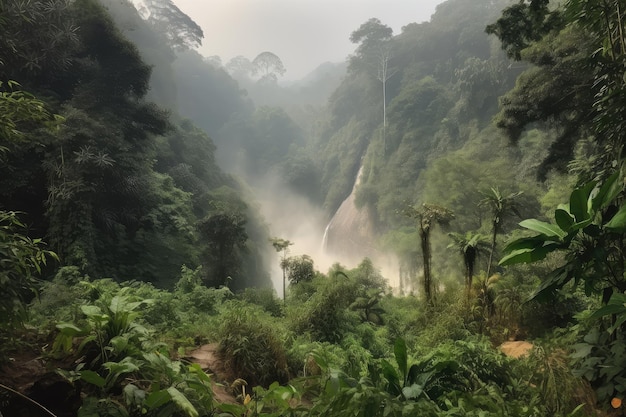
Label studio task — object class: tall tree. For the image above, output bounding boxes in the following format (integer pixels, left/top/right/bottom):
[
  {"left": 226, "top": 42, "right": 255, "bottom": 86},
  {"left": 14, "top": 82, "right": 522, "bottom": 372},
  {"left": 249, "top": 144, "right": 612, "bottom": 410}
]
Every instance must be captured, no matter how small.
[
  {"left": 269, "top": 237, "right": 293, "bottom": 301},
  {"left": 133, "top": 0, "right": 204, "bottom": 51},
  {"left": 485, "top": 0, "right": 562, "bottom": 60},
  {"left": 198, "top": 212, "right": 248, "bottom": 287},
  {"left": 252, "top": 51, "right": 286, "bottom": 83},
  {"left": 225, "top": 55, "right": 255, "bottom": 80},
  {"left": 405, "top": 204, "right": 454, "bottom": 304},
  {"left": 349, "top": 18, "right": 393, "bottom": 71},
  {"left": 479, "top": 187, "right": 522, "bottom": 278},
  {"left": 349, "top": 18, "right": 395, "bottom": 152}
]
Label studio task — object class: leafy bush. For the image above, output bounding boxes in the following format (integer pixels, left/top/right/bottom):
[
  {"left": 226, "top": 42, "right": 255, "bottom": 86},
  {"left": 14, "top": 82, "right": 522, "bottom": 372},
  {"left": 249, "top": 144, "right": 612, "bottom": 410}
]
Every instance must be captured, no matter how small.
[
  {"left": 239, "top": 287, "right": 283, "bottom": 317},
  {"left": 216, "top": 301, "right": 290, "bottom": 386},
  {"left": 0, "top": 211, "right": 57, "bottom": 351}
]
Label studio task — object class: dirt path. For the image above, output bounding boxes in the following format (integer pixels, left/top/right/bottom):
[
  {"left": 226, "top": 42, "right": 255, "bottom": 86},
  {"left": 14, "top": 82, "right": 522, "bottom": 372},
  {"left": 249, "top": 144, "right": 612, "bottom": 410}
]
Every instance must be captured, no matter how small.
[
  {"left": 187, "top": 343, "right": 237, "bottom": 404},
  {"left": 499, "top": 341, "right": 533, "bottom": 358}
]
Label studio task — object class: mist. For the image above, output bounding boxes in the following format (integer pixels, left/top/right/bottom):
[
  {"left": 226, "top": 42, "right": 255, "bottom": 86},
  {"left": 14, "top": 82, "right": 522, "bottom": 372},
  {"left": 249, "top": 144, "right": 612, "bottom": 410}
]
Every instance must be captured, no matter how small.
[{"left": 172, "top": 0, "right": 446, "bottom": 80}]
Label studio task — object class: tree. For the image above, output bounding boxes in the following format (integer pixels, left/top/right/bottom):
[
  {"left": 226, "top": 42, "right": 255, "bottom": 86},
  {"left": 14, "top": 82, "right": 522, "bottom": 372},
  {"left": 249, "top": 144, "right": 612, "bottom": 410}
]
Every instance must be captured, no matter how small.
[
  {"left": 0, "top": 0, "right": 79, "bottom": 79},
  {"left": 485, "top": 0, "right": 561, "bottom": 61},
  {"left": 269, "top": 237, "right": 293, "bottom": 301},
  {"left": 479, "top": 187, "right": 522, "bottom": 278},
  {"left": 448, "top": 231, "right": 488, "bottom": 296},
  {"left": 349, "top": 18, "right": 393, "bottom": 71},
  {"left": 349, "top": 18, "right": 395, "bottom": 152},
  {"left": 198, "top": 212, "right": 248, "bottom": 287},
  {"left": 225, "top": 55, "right": 255, "bottom": 80},
  {"left": 136, "top": 0, "right": 204, "bottom": 51},
  {"left": 252, "top": 52, "right": 286, "bottom": 83},
  {"left": 377, "top": 46, "right": 397, "bottom": 154},
  {"left": 405, "top": 204, "right": 454, "bottom": 304},
  {"left": 284, "top": 254, "right": 315, "bottom": 284}
]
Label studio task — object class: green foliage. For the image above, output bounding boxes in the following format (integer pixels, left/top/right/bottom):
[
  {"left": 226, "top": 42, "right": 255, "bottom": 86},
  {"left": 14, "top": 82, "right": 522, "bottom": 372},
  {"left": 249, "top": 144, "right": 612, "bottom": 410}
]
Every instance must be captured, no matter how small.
[
  {"left": 239, "top": 287, "right": 284, "bottom": 317},
  {"left": 55, "top": 288, "right": 154, "bottom": 367},
  {"left": 198, "top": 211, "right": 248, "bottom": 287},
  {"left": 0, "top": 0, "right": 79, "bottom": 77},
  {"left": 0, "top": 211, "right": 57, "bottom": 353},
  {"left": 486, "top": 0, "right": 562, "bottom": 60},
  {"left": 217, "top": 301, "right": 290, "bottom": 386},
  {"left": 500, "top": 172, "right": 625, "bottom": 299}
]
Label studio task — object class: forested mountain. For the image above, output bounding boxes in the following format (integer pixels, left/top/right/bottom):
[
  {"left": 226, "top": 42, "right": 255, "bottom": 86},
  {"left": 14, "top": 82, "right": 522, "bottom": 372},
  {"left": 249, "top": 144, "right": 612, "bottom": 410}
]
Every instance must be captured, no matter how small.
[{"left": 0, "top": 0, "right": 270, "bottom": 290}]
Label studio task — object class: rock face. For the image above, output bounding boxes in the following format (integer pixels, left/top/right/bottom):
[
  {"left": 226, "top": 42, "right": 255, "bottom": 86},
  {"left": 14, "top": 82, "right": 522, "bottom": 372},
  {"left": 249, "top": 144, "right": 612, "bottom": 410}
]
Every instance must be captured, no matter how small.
[{"left": 322, "top": 166, "right": 379, "bottom": 266}]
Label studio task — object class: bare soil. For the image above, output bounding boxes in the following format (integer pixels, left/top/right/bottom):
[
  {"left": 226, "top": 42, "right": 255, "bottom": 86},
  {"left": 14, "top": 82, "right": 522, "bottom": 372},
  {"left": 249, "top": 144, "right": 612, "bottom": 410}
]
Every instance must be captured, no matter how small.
[{"left": 499, "top": 340, "right": 534, "bottom": 358}]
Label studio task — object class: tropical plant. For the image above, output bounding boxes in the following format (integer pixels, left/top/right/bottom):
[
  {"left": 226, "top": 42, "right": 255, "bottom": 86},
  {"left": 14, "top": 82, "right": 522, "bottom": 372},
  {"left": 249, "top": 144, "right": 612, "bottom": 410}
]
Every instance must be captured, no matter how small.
[
  {"left": 448, "top": 231, "right": 489, "bottom": 296},
  {"left": 479, "top": 187, "right": 522, "bottom": 278},
  {"left": 269, "top": 237, "right": 293, "bottom": 301},
  {"left": 500, "top": 171, "right": 626, "bottom": 401},
  {"left": 405, "top": 203, "right": 455, "bottom": 304},
  {"left": 0, "top": 211, "right": 57, "bottom": 356},
  {"left": 54, "top": 288, "right": 154, "bottom": 367}
]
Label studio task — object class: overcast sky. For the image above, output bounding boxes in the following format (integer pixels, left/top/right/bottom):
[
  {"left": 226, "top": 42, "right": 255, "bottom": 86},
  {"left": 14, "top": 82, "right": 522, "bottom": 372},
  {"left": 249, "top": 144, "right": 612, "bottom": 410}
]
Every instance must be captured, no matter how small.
[{"left": 172, "top": 0, "right": 446, "bottom": 80}]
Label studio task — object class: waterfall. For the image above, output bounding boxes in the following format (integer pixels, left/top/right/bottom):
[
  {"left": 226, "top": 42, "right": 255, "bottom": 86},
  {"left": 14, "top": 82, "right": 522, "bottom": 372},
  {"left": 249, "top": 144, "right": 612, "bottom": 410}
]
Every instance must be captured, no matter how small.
[
  {"left": 319, "top": 163, "right": 400, "bottom": 288},
  {"left": 319, "top": 164, "right": 368, "bottom": 259},
  {"left": 321, "top": 218, "right": 333, "bottom": 251}
]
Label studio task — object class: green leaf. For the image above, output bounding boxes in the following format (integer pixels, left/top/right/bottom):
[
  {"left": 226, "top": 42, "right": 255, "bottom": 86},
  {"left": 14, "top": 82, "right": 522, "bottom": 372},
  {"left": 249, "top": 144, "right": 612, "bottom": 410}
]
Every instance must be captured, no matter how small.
[
  {"left": 529, "top": 266, "right": 572, "bottom": 302},
  {"left": 402, "top": 383, "right": 424, "bottom": 400},
  {"left": 103, "top": 359, "right": 139, "bottom": 375},
  {"left": 592, "top": 170, "right": 622, "bottom": 210},
  {"left": 381, "top": 360, "right": 401, "bottom": 396},
  {"left": 571, "top": 343, "right": 593, "bottom": 359},
  {"left": 499, "top": 243, "right": 559, "bottom": 266},
  {"left": 589, "top": 293, "right": 626, "bottom": 320},
  {"left": 167, "top": 387, "right": 199, "bottom": 417},
  {"left": 109, "top": 336, "right": 129, "bottom": 353},
  {"left": 570, "top": 181, "right": 596, "bottom": 222},
  {"left": 188, "top": 363, "right": 212, "bottom": 384},
  {"left": 56, "top": 322, "right": 85, "bottom": 336},
  {"left": 393, "top": 338, "right": 408, "bottom": 382},
  {"left": 570, "top": 218, "right": 593, "bottom": 231},
  {"left": 555, "top": 209, "right": 575, "bottom": 232},
  {"left": 145, "top": 389, "right": 171, "bottom": 409},
  {"left": 81, "top": 305, "right": 103, "bottom": 317},
  {"left": 502, "top": 236, "right": 549, "bottom": 253},
  {"left": 519, "top": 219, "right": 567, "bottom": 239},
  {"left": 80, "top": 370, "right": 106, "bottom": 388},
  {"left": 604, "top": 205, "right": 626, "bottom": 231}
]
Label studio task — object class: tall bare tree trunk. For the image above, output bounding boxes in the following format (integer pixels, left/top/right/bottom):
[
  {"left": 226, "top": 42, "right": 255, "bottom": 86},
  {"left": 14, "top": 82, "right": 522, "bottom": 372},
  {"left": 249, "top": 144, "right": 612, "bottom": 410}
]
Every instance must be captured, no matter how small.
[{"left": 420, "top": 227, "right": 432, "bottom": 304}]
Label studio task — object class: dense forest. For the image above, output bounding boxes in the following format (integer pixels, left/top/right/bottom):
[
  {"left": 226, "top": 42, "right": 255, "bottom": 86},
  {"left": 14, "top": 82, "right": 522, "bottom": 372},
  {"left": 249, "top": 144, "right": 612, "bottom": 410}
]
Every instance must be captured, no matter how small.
[{"left": 3, "top": 0, "right": 626, "bottom": 416}]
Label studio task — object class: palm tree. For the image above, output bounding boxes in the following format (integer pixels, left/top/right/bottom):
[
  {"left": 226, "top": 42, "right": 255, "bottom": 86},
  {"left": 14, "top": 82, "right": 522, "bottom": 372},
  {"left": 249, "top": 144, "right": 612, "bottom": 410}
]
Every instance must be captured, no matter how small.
[
  {"left": 448, "top": 231, "right": 489, "bottom": 296},
  {"left": 479, "top": 187, "right": 522, "bottom": 278},
  {"left": 405, "top": 203, "right": 454, "bottom": 304},
  {"left": 269, "top": 237, "right": 293, "bottom": 301}
]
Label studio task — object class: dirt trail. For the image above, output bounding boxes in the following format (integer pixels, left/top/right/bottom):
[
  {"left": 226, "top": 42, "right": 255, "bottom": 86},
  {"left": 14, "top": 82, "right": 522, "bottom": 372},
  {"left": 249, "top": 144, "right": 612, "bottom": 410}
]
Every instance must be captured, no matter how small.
[
  {"left": 187, "top": 343, "right": 237, "bottom": 404},
  {"left": 499, "top": 341, "right": 533, "bottom": 358}
]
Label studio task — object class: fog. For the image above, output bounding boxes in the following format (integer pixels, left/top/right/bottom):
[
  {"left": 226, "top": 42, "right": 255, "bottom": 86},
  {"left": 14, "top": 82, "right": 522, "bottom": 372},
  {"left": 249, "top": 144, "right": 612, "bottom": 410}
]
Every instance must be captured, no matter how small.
[
  {"left": 163, "top": 0, "right": 451, "bottom": 292},
  {"left": 173, "top": 0, "right": 446, "bottom": 80}
]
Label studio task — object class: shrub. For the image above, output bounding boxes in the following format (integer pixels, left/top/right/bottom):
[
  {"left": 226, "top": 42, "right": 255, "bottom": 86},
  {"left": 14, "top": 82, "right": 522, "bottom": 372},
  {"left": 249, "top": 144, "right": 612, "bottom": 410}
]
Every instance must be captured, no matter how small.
[
  {"left": 216, "top": 301, "right": 290, "bottom": 386},
  {"left": 239, "top": 287, "right": 283, "bottom": 317}
]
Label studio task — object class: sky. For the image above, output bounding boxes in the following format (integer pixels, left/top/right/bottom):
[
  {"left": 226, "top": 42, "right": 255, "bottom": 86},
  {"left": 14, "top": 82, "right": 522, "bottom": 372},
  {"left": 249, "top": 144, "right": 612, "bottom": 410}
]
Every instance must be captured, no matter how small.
[{"left": 172, "top": 0, "right": 446, "bottom": 80}]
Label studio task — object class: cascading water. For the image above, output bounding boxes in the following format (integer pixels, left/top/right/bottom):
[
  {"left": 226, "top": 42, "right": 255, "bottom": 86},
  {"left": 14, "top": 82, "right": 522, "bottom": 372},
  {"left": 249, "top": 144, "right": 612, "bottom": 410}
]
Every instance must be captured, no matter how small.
[
  {"left": 321, "top": 165, "right": 367, "bottom": 262},
  {"left": 321, "top": 219, "right": 333, "bottom": 252},
  {"left": 320, "top": 164, "right": 400, "bottom": 287}
]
